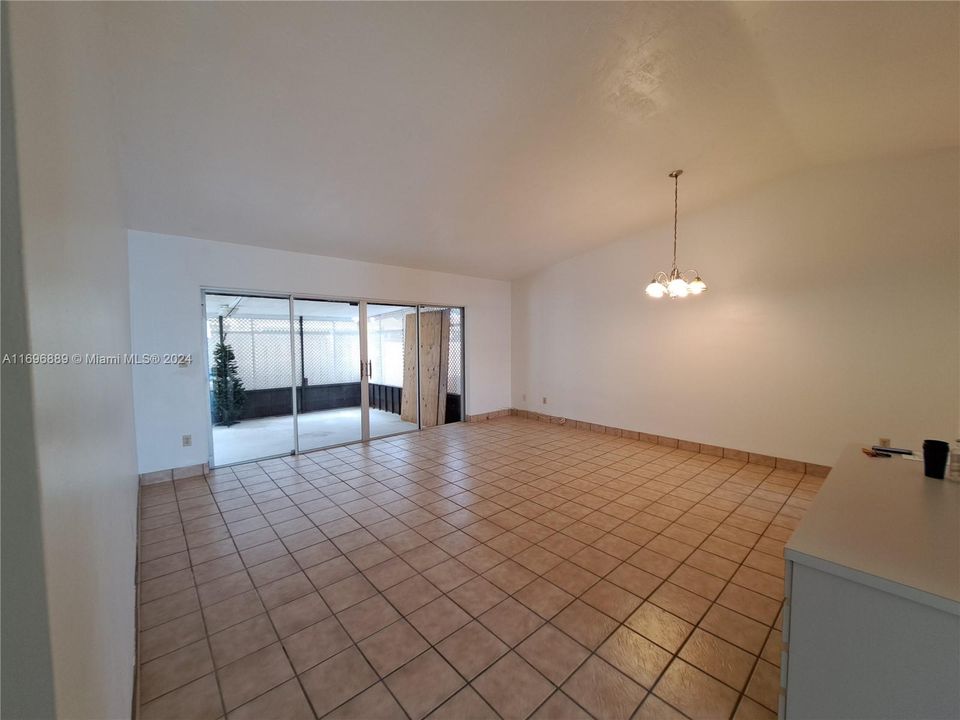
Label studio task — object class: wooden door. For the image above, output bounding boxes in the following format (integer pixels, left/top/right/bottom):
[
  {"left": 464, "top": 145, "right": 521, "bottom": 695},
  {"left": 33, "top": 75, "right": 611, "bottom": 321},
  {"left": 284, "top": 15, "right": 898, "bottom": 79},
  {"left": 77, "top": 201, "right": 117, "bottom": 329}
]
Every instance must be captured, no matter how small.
[{"left": 400, "top": 310, "right": 450, "bottom": 427}]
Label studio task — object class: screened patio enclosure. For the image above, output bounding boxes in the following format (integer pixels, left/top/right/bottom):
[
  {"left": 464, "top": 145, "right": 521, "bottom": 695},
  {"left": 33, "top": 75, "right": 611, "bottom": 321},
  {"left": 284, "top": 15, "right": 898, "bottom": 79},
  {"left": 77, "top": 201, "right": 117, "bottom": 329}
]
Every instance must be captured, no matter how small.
[{"left": 204, "top": 292, "right": 463, "bottom": 466}]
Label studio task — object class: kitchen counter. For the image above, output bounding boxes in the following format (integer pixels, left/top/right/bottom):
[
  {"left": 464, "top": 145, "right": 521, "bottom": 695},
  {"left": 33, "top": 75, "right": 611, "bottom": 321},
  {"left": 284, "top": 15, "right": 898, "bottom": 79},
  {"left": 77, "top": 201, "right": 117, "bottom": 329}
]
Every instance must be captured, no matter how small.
[
  {"left": 786, "top": 443, "right": 960, "bottom": 614},
  {"left": 781, "top": 443, "right": 960, "bottom": 719}
]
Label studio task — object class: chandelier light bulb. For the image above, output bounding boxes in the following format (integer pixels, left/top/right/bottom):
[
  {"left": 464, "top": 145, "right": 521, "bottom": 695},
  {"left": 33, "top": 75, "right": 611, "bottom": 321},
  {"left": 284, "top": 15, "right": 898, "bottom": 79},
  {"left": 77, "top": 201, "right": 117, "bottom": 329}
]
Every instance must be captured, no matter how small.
[
  {"left": 667, "top": 276, "right": 689, "bottom": 298},
  {"left": 688, "top": 276, "right": 707, "bottom": 295},
  {"left": 645, "top": 279, "right": 667, "bottom": 298}
]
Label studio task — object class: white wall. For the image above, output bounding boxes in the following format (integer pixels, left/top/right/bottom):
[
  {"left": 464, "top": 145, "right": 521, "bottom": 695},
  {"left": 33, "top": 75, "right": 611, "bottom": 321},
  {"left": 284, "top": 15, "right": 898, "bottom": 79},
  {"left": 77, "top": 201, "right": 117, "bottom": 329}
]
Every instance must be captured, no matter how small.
[
  {"left": 1, "top": 3, "right": 56, "bottom": 715},
  {"left": 8, "top": 3, "right": 140, "bottom": 718},
  {"left": 128, "top": 232, "right": 512, "bottom": 473},
  {"left": 512, "top": 150, "right": 959, "bottom": 466}
]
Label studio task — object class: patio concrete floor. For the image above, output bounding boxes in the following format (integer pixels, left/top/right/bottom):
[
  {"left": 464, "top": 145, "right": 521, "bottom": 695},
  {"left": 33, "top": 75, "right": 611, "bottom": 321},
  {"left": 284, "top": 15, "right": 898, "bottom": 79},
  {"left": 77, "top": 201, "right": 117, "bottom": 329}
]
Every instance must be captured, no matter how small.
[{"left": 212, "top": 407, "right": 417, "bottom": 466}]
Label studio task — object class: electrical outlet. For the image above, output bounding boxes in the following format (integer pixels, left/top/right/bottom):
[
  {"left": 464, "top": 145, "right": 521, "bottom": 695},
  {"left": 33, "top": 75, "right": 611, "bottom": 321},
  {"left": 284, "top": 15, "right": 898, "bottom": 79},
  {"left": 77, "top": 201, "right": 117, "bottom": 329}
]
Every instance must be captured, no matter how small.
[
  {"left": 542, "top": 396, "right": 547, "bottom": 405},
  {"left": 182, "top": 434, "right": 192, "bottom": 447}
]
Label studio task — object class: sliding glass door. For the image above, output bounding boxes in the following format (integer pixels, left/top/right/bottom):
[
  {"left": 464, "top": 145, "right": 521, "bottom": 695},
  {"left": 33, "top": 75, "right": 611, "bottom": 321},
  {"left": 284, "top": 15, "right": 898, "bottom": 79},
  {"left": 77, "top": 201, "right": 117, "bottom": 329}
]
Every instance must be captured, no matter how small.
[
  {"left": 205, "top": 293, "right": 295, "bottom": 466},
  {"left": 367, "top": 304, "right": 419, "bottom": 439},
  {"left": 293, "top": 299, "right": 362, "bottom": 452},
  {"left": 204, "top": 291, "right": 466, "bottom": 467}
]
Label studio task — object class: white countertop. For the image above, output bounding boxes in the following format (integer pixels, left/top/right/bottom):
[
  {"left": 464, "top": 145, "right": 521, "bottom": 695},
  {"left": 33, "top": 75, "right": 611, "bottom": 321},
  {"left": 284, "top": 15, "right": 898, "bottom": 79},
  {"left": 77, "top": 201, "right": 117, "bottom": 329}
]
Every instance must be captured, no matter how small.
[{"left": 786, "top": 444, "right": 960, "bottom": 614}]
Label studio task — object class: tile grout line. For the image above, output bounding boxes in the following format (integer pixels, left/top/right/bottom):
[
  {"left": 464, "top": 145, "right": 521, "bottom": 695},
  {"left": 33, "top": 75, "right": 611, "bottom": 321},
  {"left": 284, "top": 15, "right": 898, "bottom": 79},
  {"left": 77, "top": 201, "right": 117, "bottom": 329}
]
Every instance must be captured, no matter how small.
[
  {"left": 189, "top": 473, "right": 368, "bottom": 720},
  {"left": 160, "top": 453, "right": 421, "bottom": 719},
  {"left": 209, "top": 479, "right": 327, "bottom": 720},
  {"left": 407, "top": 443, "right": 786, "bottom": 718},
  {"left": 517, "top": 451, "right": 786, "bottom": 720},
  {"left": 661, "top": 463, "right": 796, "bottom": 719},
  {"left": 137, "top": 418, "right": 812, "bottom": 719},
  {"left": 175, "top": 483, "right": 228, "bottom": 717}
]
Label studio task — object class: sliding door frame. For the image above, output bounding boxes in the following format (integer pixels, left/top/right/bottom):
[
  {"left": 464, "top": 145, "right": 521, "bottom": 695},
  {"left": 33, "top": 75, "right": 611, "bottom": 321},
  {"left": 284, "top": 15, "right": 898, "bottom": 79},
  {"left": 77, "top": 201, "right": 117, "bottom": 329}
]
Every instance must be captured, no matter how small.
[
  {"left": 201, "top": 288, "right": 298, "bottom": 468},
  {"left": 359, "top": 300, "right": 371, "bottom": 442},
  {"left": 288, "top": 297, "right": 300, "bottom": 456},
  {"left": 366, "top": 302, "right": 423, "bottom": 442},
  {"left": 290, "top": 296, "right": 366, "bottom": 455},
  {"left": 202, "top": 286, "right": 465, "bottom": 468}
]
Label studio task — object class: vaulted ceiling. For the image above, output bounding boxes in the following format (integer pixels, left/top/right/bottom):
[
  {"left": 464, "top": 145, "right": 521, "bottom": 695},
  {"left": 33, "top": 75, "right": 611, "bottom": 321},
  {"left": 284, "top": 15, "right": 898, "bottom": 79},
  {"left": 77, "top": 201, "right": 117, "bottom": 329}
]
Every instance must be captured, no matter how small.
[{"left": 107, "top": 2, "right": 959, "bottom": 279}]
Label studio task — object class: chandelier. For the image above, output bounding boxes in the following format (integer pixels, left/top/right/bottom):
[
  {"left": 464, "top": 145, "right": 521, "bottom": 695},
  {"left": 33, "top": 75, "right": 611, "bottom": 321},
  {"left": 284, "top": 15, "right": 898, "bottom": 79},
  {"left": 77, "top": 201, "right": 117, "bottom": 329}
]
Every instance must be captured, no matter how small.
[{"left": 645, "top": 170, "right": 707, "bottom": 299}]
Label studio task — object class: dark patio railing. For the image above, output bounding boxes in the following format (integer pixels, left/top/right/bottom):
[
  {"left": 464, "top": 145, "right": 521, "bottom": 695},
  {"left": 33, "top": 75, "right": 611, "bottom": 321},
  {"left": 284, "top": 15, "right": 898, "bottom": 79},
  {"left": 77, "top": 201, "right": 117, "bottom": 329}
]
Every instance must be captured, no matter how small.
[{"left": 212, "top": 382, "right": 461, "bottom": 424}]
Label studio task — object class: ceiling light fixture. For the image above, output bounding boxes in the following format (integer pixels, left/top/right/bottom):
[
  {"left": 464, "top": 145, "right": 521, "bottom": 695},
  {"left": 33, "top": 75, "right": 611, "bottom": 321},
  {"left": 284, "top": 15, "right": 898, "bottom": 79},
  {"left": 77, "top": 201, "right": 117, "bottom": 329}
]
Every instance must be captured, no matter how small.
[{"left": 645, "top": 169, "right": 707, "bottom": 299}]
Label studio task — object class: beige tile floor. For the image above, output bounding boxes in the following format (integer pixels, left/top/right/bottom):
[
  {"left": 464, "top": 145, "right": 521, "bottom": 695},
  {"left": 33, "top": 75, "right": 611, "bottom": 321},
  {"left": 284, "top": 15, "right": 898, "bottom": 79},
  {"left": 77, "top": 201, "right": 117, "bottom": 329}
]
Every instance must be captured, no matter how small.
[{"left": 137, "top": 416, "right": 822, "bottom": 720}]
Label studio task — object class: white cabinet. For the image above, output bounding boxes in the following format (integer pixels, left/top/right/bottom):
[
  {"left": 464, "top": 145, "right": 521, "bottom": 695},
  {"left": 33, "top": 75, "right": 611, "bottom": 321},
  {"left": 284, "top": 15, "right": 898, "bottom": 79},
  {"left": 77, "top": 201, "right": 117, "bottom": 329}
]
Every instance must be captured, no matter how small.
[{"left": 781, "top": 445, "right": 960, "bottom": 719}]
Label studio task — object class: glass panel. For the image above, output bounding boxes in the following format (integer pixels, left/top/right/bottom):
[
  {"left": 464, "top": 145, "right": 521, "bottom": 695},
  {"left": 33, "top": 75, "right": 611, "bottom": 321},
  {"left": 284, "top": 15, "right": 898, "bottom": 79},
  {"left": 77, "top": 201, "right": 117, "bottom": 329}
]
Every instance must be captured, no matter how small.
[
  {"left": 293, "top": 298, "right": 362, "bottom": 451},
  {"left": 205, "top": 293, "right": 294, "bottom": 466},
  {"left": 367, "top": 304, "right": 419, "bottom": 439},
  {"left": 418, "top": 306, "right": 465, "bottom": 426}
]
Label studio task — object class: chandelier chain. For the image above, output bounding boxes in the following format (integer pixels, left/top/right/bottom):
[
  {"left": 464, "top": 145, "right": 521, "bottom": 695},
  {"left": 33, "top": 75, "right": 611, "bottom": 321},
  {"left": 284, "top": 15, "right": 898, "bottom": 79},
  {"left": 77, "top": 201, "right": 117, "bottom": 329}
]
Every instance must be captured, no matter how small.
[{"left": 673, "top": 172, "right": 679, "bottom": 269}]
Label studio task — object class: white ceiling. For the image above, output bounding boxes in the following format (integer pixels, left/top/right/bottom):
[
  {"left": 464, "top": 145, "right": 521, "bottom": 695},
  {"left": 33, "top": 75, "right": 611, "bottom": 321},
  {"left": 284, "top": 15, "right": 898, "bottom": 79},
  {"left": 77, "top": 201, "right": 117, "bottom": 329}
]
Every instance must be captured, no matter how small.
[{"left": 108, "top": 2, "right": 959, "bottom": 280}]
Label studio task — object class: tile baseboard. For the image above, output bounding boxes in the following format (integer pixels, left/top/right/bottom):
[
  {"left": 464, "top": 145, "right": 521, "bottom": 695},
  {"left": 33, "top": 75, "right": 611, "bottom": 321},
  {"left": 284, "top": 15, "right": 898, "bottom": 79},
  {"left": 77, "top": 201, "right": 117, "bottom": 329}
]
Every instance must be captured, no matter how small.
[
  {"left": 465, "top": 409, "right": 512, "bottom": 422},
  {"left": 139, "top": 463, "right": 207, "bottom": 485},
  {"left": 476, "top": 408, "right": 832, "bottom": 477}
]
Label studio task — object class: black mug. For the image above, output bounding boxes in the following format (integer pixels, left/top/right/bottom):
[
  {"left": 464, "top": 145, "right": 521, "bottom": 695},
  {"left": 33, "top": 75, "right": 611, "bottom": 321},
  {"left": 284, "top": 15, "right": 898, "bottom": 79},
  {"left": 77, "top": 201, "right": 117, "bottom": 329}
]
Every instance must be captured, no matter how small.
[{"left": 923, "top": 440, "right": 949, "bottom": 479}]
